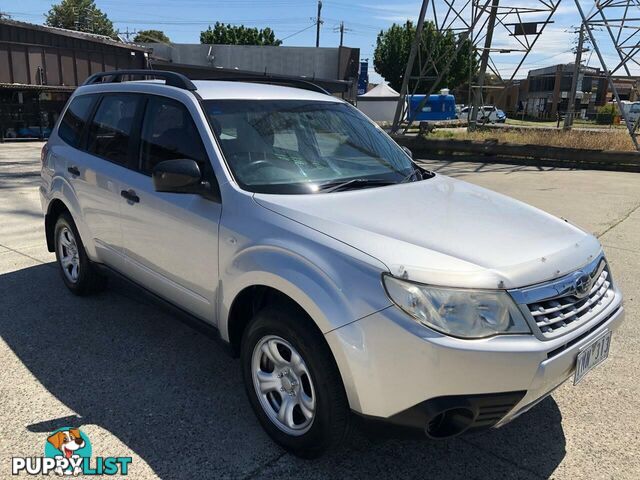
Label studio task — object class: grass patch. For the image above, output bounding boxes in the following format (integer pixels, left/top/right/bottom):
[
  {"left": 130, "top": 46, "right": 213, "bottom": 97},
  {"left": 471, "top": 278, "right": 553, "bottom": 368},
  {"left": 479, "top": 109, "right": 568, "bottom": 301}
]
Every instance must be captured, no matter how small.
[{"left": 430, "top": 128, "right": 636, "bottom": 151}]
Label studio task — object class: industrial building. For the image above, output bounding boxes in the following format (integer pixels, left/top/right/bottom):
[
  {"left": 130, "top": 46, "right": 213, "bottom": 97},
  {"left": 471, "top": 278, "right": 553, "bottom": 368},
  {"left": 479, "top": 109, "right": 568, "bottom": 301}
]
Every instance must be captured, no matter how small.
[
  {"left": 0, "top": 19, "right": 359, "bottom": 140},
  {"left": 519, "top": 63, "right": 607, "bottom": 119},
  {"left": 144, "top": 43, "right": 359, "bottom": 101},
  {"left": 0, "top": 18, "right": 148, "bottom": 140}
]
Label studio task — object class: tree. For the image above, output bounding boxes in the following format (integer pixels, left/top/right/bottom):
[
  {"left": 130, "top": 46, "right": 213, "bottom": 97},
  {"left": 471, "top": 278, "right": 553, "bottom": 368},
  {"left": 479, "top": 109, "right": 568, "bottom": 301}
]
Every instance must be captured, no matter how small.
[
  {"left": 134, "top": 29, "right": 171, "bottom": 44},
  {"left": 373, "top": 21, "right": 477, "bottom": 93},
  {"left": 45, "top": 0, "right": 116, "bottom": 38},
  {"left": 200, "top": 22, "right": 282, "bottom": 46}
]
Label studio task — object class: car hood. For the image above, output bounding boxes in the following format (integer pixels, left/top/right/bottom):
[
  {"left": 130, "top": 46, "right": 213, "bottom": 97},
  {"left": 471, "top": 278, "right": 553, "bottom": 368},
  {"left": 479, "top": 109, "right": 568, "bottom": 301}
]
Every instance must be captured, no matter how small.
[{"left": 253, "top": 175, "right": 602, "bottom": 289}]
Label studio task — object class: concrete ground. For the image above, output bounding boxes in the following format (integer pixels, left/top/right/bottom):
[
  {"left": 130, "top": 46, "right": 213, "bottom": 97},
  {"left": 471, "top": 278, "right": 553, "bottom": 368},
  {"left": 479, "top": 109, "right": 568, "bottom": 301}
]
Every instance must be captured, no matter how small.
[{"left": 0, "top": 142, "right": 639, "bottom": 479}]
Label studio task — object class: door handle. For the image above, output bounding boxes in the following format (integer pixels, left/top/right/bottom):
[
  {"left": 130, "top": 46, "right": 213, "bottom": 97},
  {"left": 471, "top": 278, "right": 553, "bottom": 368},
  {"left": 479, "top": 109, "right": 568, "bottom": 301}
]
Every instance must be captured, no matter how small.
[
  {"left": 67, "top": 166, "right": 80, "bottom": 176},
  {"left": 120, "top": 189, "right": 140, "bottom": 203}
]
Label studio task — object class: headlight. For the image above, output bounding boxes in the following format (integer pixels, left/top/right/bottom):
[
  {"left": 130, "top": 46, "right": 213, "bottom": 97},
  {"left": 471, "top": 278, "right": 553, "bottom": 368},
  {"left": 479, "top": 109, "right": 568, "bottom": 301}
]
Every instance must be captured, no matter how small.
[{"left": 383, "top": 275, "right": 531, "bottom": 339}]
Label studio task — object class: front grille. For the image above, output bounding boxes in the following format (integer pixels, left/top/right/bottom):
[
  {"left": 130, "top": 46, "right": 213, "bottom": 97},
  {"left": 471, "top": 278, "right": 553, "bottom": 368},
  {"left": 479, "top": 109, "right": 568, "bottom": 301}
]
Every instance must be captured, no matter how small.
[{"left": 526, "top": 260, "right": 614, "bottom": 338}]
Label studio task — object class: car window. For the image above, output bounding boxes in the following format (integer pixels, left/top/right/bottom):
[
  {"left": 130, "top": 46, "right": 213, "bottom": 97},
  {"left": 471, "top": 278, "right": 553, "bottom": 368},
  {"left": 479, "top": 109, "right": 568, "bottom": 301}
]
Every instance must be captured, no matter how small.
[
  {"left": 204, "top": 100, "right": 415, "bottom": 194},
  {"left": 87, "top": 94, "right": 141, "bottom": 166},
  {"left": 58, "top": 94, "right": 97, "bottom": 148},
  {"left": 139, "top": 96, "right": 208, "bottom": 174}
]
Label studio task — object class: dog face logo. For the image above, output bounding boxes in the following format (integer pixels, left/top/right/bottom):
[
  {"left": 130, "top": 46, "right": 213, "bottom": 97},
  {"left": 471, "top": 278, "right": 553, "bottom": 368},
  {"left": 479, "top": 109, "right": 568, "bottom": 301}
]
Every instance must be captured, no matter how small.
[
  {"left": 47, "top": 429, "right": 85, "bottom": 459},
  {"left": 44, "top": 428, "right": 91, "bottom": 476}
]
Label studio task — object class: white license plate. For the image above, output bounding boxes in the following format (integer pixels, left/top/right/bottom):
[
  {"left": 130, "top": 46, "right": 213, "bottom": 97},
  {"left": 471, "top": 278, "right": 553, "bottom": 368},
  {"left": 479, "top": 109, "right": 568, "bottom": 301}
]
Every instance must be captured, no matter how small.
[{"left": 574, "top": 331, "right": 612, "bottom": 385}]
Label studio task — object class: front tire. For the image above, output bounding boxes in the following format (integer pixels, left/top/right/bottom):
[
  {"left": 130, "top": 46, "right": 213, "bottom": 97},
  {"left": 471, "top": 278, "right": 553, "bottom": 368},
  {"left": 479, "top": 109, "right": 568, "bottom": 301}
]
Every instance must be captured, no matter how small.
[
  {"left": 54, "top": 213, "right": 107, "bottom": 295},
  {"left": 241, "top": 305, "right": 350, "bottom": 458}
]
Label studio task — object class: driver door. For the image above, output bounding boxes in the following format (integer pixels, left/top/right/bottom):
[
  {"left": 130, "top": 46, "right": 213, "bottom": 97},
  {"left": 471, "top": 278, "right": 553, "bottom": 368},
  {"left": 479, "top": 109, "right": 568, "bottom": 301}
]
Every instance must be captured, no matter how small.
[{"left": 118, "top": 95, "right": 221, "bottom": 322}]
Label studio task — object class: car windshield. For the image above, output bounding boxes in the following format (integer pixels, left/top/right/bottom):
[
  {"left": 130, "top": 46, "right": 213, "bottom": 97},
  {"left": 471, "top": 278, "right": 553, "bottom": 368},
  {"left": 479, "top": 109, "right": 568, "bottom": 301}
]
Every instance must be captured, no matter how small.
[{"left": 203, "top": 99, "right": 424, "bottom": 194}]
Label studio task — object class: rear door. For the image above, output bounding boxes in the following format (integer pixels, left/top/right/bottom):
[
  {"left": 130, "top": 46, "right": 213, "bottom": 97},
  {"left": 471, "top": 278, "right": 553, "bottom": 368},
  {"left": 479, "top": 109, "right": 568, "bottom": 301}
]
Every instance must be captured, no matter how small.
[
  {"left": 52, "top": 92, "right": 142, "bottom": 270},
  {"left": 118, "top": 94, "right": 221, "bottom": 322},
  {"left": 77, "top": 93, "right": 144, "bottom": 269}
]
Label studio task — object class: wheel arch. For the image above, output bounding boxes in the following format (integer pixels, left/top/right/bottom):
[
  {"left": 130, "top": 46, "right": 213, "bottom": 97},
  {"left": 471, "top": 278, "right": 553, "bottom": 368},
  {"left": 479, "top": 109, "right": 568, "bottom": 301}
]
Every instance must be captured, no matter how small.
[
  {"left": 225, "top": 282, "right": 360, "bottom": 413},
  {"left": 45, "top": 199, "right": 72, "bottom": 252},
  {"left": 44, "top": 176, "right": 96, "bottom": 258},
  {"left": 226, "top": 284, "right": 325, "bottom": 356}
]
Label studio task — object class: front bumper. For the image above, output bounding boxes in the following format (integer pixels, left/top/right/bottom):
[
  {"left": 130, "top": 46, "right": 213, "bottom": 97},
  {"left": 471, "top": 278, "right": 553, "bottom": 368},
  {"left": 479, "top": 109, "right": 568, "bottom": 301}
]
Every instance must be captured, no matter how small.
[{"left": 325, "top": 288, "right": 624, "bottom": 433}]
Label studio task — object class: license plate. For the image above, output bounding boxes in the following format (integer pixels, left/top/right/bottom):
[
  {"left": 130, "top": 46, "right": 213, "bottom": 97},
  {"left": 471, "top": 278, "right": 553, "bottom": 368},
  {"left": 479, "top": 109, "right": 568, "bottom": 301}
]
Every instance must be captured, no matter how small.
[{"left": 574, "top": 331, "right": 612, "bottom": 385}]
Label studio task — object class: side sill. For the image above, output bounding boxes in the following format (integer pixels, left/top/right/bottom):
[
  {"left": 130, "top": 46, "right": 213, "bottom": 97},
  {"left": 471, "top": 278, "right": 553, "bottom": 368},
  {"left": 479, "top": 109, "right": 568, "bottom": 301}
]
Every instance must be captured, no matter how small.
[{"left": 93, "top": 263, "right": 236, "bottom": 357}]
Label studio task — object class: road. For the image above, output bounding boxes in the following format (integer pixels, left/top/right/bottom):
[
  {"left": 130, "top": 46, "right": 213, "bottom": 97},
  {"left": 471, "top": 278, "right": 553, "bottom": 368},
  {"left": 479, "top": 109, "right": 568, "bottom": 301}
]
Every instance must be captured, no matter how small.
[{"left": 1, "top": 143, "right": 639, "bottom": 479}]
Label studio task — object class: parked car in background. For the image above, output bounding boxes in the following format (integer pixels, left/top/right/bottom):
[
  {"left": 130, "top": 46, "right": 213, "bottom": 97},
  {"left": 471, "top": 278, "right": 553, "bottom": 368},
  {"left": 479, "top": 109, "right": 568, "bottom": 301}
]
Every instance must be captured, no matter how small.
[
  {"left": 40, "top": 70, "right": 624, "bottom": 458},
  {"left": 17, "top": 126, "right": 52, "bottom": 139},
  {"left": 459, "top": 105, "right": 506, "bottom": 123},
  {"left": 628, "top": 102, "right": 640, "bottom": 124}
]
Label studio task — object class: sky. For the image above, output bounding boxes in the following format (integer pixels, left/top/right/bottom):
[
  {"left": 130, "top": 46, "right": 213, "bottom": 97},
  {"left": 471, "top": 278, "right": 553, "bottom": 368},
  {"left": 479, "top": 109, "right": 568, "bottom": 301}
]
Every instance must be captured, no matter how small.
[{"left": 3, "top": 0, "right": 638, "bottom": 84}]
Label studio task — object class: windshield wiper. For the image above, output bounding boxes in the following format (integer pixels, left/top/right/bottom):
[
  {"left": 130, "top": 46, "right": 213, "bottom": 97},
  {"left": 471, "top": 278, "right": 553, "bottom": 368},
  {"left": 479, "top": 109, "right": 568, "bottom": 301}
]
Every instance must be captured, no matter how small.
[
  {"left": 316, "top": 178, "right": 395, "bottom": 193},
  {"left": 317, "top": 167, "right": 432, "bottom": 193},
  {"left": 399, "top": 168, "right": 422, "bottom": 184}
]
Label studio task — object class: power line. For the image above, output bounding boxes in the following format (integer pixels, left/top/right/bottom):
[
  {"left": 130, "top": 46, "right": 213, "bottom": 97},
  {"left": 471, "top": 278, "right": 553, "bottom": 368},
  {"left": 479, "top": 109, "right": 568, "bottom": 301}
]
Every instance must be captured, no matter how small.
[{"left": 280, "top": 23, "right": 316, "bottom": 41}]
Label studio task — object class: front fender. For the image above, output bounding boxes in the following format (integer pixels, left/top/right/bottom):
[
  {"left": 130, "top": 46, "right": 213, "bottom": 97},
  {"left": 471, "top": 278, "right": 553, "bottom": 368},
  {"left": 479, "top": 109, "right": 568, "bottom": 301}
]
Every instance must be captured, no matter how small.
[{"left": 218, "top": 238, "right": 392, "bottom": 341}]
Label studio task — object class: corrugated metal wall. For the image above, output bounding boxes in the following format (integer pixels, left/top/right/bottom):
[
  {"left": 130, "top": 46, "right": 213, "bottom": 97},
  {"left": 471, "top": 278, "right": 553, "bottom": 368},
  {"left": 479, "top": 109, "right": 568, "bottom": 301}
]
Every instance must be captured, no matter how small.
[{"left": 0, "top": 21, "right": 147, "bottom": 87}]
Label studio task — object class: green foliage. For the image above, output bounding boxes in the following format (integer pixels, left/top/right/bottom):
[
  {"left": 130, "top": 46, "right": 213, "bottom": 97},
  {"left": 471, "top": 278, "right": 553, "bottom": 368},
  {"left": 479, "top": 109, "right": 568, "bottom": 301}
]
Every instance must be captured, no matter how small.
[
  {"left": 134, "top": 29, "right": 171, "bottom": 44},
  {"left": 200, "top": 22, "right": 282, "bottom": 46},
  {"left": 597, "top": 103, "right": 619, "bottom": 115},
  {"left": 373, "top": 21, "right": 477, "bottom": 92},
  {"left": 45, "top": 0, "right": 116, "bottom": 39},
  {"left": 596, "top": 103, "right": 620, "bottom": 124}
]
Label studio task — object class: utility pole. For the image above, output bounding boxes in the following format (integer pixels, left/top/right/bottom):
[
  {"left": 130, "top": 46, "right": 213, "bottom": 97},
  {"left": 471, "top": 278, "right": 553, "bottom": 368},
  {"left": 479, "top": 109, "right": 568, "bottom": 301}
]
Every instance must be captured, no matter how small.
[
  {"left": 469, "top": 0, "right": 499, "bottom": 131},
  {"left": 333, "top": 21, "right": 351, "bottom": 47},
  {"left": 116, "top": 27, "right": 139, "bottom": 42},
  {"left": 391, "top": 0, "right": 431, "bottom": 133},
  {"left": 315, "top": 0, "right": 323, "bottom": 47},
  {"left": 564, "top": 24, "right": 585, "bottom": 130}
]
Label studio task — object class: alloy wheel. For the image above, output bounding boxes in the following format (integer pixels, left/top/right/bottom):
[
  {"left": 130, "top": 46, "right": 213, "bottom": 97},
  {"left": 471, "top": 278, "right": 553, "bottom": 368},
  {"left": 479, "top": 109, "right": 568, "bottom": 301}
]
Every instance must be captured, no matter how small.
[
  {"left": 251, "top": 335, "right": 316, "bottom": 436},
  {"left": 57, "top": 226, "right": 80, "bottom": 283}
]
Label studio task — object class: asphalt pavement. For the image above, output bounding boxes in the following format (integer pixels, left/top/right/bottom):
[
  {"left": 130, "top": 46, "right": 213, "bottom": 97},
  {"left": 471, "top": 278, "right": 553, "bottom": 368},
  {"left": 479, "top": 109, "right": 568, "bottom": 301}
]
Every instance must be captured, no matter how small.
[{"left": 1, "top": 143, "right": 639, "bottom": 479}]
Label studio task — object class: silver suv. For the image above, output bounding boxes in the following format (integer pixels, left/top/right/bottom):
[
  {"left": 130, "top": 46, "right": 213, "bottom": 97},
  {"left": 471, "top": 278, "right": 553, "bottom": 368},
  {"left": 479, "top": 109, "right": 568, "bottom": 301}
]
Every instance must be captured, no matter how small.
[{"left": 40, "top": 70, "right": 624, "bottom": 458}]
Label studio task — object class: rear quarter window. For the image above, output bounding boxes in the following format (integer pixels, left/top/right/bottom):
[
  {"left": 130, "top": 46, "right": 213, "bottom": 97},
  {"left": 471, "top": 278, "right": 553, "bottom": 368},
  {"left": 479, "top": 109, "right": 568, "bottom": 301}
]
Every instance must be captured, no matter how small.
[{"left": 57, "top": 95, "right": 97, "bottom": 148}]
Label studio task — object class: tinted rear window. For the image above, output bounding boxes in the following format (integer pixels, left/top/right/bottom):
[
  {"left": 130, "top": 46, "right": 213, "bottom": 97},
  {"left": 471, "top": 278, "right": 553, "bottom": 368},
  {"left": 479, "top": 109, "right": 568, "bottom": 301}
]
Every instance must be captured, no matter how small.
[
  {"left": 58, "top": 95, "right": 96, "bottom": 148},
  {"left": 87, "top": 94, "right": 141, "bottom": 166}
]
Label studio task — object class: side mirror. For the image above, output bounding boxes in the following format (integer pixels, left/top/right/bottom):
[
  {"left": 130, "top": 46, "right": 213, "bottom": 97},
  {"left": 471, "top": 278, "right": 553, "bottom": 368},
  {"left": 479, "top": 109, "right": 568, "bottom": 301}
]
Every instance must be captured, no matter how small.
[
  {"left": 152, "top": 159, "right": 202, "bottom": 194},
  {"left": 402, "top": 146, "right": 413, "bottom": 158}
]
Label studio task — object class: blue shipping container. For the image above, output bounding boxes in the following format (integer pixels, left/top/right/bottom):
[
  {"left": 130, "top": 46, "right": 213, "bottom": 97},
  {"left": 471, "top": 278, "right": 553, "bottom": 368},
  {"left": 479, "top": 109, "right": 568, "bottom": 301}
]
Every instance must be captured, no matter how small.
[{"left": 408, "top": 94, "right": 456, "bottom": 121}]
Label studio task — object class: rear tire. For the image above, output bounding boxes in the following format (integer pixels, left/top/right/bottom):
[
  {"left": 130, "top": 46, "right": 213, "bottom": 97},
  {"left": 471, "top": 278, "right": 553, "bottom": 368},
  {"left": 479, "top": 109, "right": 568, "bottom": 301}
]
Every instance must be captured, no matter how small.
[
  {"left": 241, "top": 304, "right": 351, "bottom": 458},
  {"left": 54, "top": 213, "right": 107, "bottom": 295}
]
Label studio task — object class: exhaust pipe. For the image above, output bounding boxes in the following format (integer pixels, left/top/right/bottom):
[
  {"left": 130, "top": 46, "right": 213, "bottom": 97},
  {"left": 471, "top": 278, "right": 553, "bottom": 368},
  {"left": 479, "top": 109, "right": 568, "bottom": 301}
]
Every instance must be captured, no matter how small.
[{"left": 425, "top": 407, "right": 475, "bottom": 439}]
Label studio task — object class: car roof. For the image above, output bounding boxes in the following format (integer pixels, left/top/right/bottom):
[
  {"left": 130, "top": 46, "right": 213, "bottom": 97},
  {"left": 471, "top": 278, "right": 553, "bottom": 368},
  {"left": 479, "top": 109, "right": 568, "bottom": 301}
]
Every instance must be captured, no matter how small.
[
  {"left": 192, "top": 80, "right": 338, "bottom": 102},
  {"left": 77, "top": 79, "right": 340, "bottom": 103}
]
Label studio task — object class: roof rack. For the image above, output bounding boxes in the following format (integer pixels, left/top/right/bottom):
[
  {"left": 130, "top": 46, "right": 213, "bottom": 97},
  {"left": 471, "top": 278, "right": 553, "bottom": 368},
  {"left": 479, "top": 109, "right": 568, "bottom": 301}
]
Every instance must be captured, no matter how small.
[
  {"left": 206, "top": 76, "right": 330, "bottom": 95},
  {"left": 82, "top": 69, "right": 330, "bottom": 95},
  {"left": 83, "top": 70, "right": 197, "bottom": 91}
]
